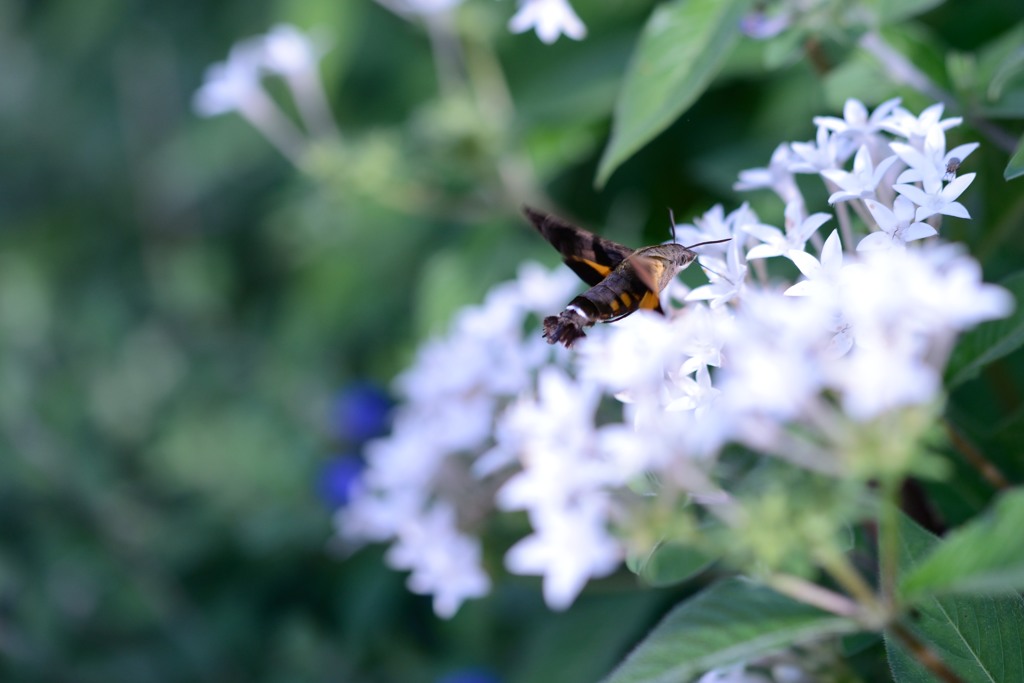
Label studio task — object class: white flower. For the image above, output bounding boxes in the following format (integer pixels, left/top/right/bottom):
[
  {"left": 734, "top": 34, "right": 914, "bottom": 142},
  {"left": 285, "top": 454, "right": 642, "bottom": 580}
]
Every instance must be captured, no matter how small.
[
  {"left": 745, "top": 202, "right": 831, "bottom": 260},
  {"left": 880, "top": 102, "right": 962, "bottom": 144},
  {"left": 894, "top": 173, "right": 975, "bottom": 222},
  {"left": 578, "top": 311, "right": 683, "bottom": 394},
  {"left": 675, "top": 203, "right": 757, "bottom": 258},
  {"left": 785, "top": 229, "right": 845, "bottom": 298},
  {"left": 514, "top": 260, "right": 582, "bottom": 315},
  {"left": 260, "top": 24, "right": 324, "bottom": 76},
  {"left": 890, "top": 127, "right": 979, "bottom": 193},
  {"left": 821, "top": 145, "right": 899, "bottom": 205},
  {"left": 193, "top": 40, "right": 267, "bottom": 117},
  {"left": 831, "top": 341, "right": 941, "bottom": 420},
  {"left": 665, "top": 364, "right": 720, "bottom": 415},
  {"left": 675, "top": 303, "right": 728, "bottom": 373},
  {"left": 509, "top": 0, "right": 587, "bottom": 44},
  {"left": 813, "top": 97, "right": 901, "bottom": 162},
  {"left": 789, "top": 124, "right": 842, "bottom": 174},
  {"left": 504, "top": 497, "right": 621, "bottom": 610},
  {"left": 385, "top": 503, "right": 491, "bottom": 617},
  {"left": 735, "top": 144, "right": 803, "bottom": 207},
  {"left": 687, "top": 239, "right": 748, "bottom": 307},
  {"left": 857, "top": 197, "right": 936, "bottom": 251},
  {"left": 718, "top": 292, "right": 828, "bottom": 420}
]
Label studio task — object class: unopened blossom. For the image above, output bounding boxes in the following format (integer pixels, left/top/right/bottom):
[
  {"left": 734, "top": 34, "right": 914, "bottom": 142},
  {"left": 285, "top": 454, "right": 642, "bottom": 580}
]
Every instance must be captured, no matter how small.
[
  {"left": 894, "top": 173, "right": 975, "bottom": 221},
  {"left": 509, "top": 0, "right": 587, "bottom": 44}
]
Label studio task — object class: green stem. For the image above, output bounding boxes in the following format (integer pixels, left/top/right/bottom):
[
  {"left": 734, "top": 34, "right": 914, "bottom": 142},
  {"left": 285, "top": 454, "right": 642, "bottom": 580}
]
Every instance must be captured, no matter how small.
[
  {"left": 889, "top": 621, "right": 964, "bottom": 683},
  {"left": 878, "top": 475, "right": 902, "bottom": 609},
  {"left": 765, "top": 573, "right": 861, "bottom": 619}
]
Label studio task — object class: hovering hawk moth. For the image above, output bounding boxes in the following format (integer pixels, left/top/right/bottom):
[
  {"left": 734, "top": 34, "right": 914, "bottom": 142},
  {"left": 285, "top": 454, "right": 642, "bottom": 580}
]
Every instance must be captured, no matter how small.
[{"left": 523, "top": 206, "right": 727, "bottom": 348}]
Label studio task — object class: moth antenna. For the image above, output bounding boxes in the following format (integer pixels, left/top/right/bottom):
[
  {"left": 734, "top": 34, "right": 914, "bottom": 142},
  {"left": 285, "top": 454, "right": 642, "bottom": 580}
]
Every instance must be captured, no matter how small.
[
  {"left": 683, "top": 237, "right": 731, "bottom": 249},
  {"left": 668, "top": 207, "right": 677, "bottom": 243}
]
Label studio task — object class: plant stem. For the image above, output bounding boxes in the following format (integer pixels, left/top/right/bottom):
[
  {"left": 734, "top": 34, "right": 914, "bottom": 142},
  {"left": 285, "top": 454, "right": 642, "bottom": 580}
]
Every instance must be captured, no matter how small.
[
  {"left": 765, "top": 573, "right": 861, "bottom": 618},
  {"left": 944, "top": 420, "right": 1011, "bottom": 490},
  {"left": 889, "top": 621, "right": 964, "bottom": 683},
  {"left": 878, "top": 475, "right": 901, "bottom": 609}
]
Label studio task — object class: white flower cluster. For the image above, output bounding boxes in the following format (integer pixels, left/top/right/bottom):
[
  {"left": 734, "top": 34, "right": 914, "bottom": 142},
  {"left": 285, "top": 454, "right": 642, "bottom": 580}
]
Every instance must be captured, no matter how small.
[
  {"left": 338, "top": 263, "right": 580, "bottom": 616},
  {"left": 193, "top": 24, "right": 337, "bottom": 161},
  {"left": 338, "top": 99, "right": 1012, "bottom": 617}
]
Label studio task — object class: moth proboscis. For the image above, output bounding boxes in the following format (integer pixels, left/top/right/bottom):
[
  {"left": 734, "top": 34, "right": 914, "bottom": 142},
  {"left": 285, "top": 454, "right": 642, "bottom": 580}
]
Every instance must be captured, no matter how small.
[{"left": 523, "top": 205, "right": 729, "bottom": 348}]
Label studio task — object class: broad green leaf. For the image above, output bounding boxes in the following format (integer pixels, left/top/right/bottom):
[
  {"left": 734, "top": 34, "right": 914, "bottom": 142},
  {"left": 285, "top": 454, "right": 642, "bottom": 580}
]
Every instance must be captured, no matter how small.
[
  {"left": 1006, "top": 134, "right": 1024, "bottom": 180},
  {"left": 945, "top": 271, "right": 1024, "bottom": 387},
  {"left": 885, "top": 517, "right": 1024, "bottom": 683},
  {"left": 900, "top": 490, "right": 1024, "bottom": 599},
  {"left": 635, "top": 542, "right": 716, "bottom": 587},
  {"left": 595, "top": 0, "right": 751, "bottom": 187},
  {"left": 600, "top": 578, "right": 858, "bottom": 683}
]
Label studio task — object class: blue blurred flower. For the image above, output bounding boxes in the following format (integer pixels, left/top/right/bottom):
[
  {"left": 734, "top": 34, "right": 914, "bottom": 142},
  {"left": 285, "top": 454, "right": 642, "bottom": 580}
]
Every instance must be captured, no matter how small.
[
  {"left": 316, "top": 454, "right": 364, "bottom": 508},
  {"left": 436, "top": 668, "right": 502, "bottom": 683},
  {"left": 329, "top": 381, "right": 392, "bottom": 444}
]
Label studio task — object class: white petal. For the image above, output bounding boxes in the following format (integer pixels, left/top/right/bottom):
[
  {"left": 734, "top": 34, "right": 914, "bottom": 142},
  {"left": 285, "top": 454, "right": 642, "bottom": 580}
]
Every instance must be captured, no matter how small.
[
  {"left": 786, "top": 250, "right": 821, "bottom": 278},
  {"left": 941, "top": 172, "right": 976, "bottom": 201},
  {"left": 902, "top": 222, "right": 938, "bottom": 241},
  {"left": 893, "top": 183, "right": 930, "bottom": 206},
  {"left": 939, "top": 201, "right": 970, "bottom": 219},
  {"left": 856, "top": 231, "right": 895, "bottom": 251}
]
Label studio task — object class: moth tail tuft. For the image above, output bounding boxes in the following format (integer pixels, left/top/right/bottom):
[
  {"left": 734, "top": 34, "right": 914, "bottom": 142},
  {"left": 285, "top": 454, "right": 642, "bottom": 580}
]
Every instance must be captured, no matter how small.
[{"left": 542, "top": 313, "right": 587, "bottom": 348}]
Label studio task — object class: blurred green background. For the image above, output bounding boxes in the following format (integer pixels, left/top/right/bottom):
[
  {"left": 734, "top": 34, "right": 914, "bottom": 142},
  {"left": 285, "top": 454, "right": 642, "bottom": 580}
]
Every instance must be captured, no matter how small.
[{"left": 2, "top": 0, "right": 1023, "bottom": 681}]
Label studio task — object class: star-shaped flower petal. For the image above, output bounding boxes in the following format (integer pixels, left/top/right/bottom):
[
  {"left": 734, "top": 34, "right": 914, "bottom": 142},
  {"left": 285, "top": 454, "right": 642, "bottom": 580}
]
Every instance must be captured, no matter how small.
[
  {"left": 784, "top": 229, "right": 844, "bottom": 298},
  {"left": 891, "top": 126, "right": 980, "bottom": 193},
  {"left": 745, "top": 201, "right": 831, "bottom": 260},
  {"left": 857, "top": 197, "right": 937, "bottom": 251},
  {"left": 894, "top": 173, "right": 975, "bottom": 221},
  {"left": 821, "top": 145, "right": 899, "bottom": 204},
  {"left": 813, "top": 97, "right": 901, "bottom": 162},
  {"left": 880, "top": 102, "right": 962, "bottom": 143},
  {"left": 789, "top": 124, "right": 842, "bottom": 174},
  {"left": 686, "top": 239, "right": 747, "bottom": 307}
]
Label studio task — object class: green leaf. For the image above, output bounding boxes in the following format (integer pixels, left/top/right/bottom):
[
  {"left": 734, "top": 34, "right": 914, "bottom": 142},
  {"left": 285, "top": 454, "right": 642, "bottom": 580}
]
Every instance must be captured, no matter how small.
[
  {"left": 885, "top": 517, "right": 1024, "bottom": 683},
  {"left": 595, "top": 0, "right": 752, "bottom": 187},
  {"left": 900, "top": 490, "right": 1024, "bottom": 599},
  {"left": 1006, "top": 134, "right": 1024, "bottom": 180},
  {"left": 600, "top": 578, "right": 859, "bottom": 683},
  {"left": 945, "top": 271, "right": 1024, "bottom": 387},
  {"left": 862, "top": 0, "right": 947, "bottom": 24},
  {"left": 635, "top": 542, "right": 716, "bottom": 587}
]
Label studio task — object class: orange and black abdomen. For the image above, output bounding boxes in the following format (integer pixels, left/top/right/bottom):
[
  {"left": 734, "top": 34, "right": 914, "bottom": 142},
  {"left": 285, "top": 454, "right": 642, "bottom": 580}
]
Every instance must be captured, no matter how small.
[{"left": 570, "top": 269, "right": 662, "bottom": 323}]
